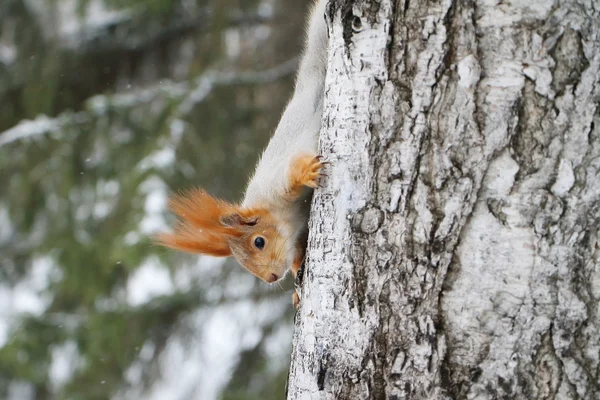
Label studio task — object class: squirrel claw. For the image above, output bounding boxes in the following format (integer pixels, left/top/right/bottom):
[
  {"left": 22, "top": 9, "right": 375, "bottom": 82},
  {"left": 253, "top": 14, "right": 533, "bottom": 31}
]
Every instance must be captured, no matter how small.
[
  {"left": 315, "top": 156, "right": 331, "bottom": 165},
  {"left": 292, "top": 291, "right": 300, "bottom": 308},
  {"left": 290, "top": 154, "right": 327, "bottom": 190}
]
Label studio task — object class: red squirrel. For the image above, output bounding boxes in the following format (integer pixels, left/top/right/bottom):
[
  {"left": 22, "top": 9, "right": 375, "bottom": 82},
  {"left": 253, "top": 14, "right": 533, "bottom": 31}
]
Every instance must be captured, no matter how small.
[{"left": 155, "top": 0, "right": 328, "bottom": 307}]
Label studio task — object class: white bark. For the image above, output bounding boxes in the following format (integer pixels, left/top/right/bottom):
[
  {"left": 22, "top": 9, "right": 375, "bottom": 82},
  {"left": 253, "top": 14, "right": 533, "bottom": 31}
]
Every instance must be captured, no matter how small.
[{"left": 287, "top": 0, "right": 600, "bottom": 399}]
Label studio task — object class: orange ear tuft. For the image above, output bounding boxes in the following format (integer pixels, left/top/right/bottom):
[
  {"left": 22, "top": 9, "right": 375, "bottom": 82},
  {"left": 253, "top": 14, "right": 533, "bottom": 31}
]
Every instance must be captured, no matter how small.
[
  {"left": 168, "top": 189, "right": 237, "bottom": 234},
  {"left": 153, "top": 222, "right": 232, "bottom": 257},
  {"left": 154, "top": 188, "right": 246, "bottom": 257}
]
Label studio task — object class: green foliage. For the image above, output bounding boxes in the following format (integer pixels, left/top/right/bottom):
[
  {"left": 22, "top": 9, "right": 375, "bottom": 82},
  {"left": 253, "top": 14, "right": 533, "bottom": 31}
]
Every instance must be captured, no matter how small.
[
  {"left": 0, "top": 0, "right": 308, "bottom": 398},
  {"left": 220, "top": 322, "right": 293, "bottom": 400},
  {"left": 104, "top": 0, "right": 174, "bottom": 14}
]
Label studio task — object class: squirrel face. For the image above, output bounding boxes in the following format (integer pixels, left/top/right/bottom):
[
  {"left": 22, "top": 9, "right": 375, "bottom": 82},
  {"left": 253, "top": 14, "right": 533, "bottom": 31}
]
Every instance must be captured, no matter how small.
[
  {"left": 154, "top": 189, "right": 292, "bottom": 283},
  {"left": 225, "top": 212, "right": 293, "bottom": 283}
]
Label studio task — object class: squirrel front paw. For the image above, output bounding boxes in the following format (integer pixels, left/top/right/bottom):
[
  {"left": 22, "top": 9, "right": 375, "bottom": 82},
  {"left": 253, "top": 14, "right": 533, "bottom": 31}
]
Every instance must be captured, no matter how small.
[
  {"left": 289, "top": 154, "right": 327, "bottom": 193},
  {"left": 292, "top": 291, "right": 300, "bottom": 308}
]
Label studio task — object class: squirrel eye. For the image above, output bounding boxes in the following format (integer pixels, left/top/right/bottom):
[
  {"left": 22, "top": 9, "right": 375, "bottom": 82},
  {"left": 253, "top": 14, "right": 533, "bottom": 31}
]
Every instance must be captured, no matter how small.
[{"left": 254, "top": 237, "right": 265, "bottom": 250}]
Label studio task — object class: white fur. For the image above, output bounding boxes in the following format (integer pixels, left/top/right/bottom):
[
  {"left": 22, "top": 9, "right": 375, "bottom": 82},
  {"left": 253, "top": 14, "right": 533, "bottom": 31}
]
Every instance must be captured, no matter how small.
[{"left": 242, "top": 0, "right": 328, "bottom": 209}]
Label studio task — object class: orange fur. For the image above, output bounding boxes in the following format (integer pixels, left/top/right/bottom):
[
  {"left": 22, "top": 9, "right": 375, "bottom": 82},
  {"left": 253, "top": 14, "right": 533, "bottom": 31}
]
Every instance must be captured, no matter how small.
[
  {"left": 286, "top": 153, "right": 325, "bottom": 200},
  {"left": 154, "top": 189, "right": 244, "bottom": 256},
  {"left": 168, "top": 189, "right": 239, "bottom": 235},
  {"left": 155, "top": 188, "right": 294, "bottom": 283},
  {"left": 154, "top": 224, "right": 232, "bottom": 256}
]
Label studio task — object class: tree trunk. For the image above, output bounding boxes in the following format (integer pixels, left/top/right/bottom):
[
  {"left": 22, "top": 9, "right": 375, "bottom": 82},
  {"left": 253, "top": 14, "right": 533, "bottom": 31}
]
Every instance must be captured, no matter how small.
[{"left": 287, "top": 0, "right": 600, "bottom": 399}]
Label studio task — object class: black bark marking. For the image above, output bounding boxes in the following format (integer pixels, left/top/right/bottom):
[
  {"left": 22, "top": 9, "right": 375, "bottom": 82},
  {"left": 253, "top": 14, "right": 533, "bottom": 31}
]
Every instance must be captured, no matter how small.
[{"left": 317, "top": 363, "right": 327, "bottom": 391}]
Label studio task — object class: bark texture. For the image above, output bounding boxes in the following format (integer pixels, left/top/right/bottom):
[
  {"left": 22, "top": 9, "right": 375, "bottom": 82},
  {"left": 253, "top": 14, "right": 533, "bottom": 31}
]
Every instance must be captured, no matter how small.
[{"left": 287, "top": 0, "right": 600, "bottom": 399}]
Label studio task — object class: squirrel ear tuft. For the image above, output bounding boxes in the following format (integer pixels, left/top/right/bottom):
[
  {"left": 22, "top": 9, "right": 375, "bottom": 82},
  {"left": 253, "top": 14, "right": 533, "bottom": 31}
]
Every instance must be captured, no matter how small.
[
  {"left": 153, "top": 223, "right": 232, "bottom": 257},
  {"left": 167, "top": 188, "right": 236, "bottom": 232},
  {"left": 220, "top": 213, "right": 258, "bottom": 227},
  {"left": 154, "top": 188, "right": 241, "bottom": 256}
]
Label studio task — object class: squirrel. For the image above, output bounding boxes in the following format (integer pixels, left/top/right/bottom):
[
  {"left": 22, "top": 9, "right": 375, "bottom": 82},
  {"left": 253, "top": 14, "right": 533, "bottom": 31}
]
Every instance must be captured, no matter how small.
[{"left": 155, "top": 0, "right": 328, "bottom": 308}]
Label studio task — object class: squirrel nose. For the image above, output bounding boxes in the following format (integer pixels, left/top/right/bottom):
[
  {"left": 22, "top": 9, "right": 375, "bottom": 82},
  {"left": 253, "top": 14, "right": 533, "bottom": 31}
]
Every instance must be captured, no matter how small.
[{"left": 267, "top": 273, "right": 279, "bottom": 283}]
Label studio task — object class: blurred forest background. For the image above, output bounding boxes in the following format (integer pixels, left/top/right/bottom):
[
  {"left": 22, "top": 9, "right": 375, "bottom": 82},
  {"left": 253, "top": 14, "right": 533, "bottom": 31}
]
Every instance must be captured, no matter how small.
[{"left": 0, "top": 0, "right": 310, "bottom": 398}]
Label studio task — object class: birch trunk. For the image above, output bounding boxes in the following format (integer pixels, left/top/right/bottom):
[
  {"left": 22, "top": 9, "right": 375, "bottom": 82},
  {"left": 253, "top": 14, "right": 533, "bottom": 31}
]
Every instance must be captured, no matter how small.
[{"left": 287, "top": 0, "right": 600, "bottom": 399}]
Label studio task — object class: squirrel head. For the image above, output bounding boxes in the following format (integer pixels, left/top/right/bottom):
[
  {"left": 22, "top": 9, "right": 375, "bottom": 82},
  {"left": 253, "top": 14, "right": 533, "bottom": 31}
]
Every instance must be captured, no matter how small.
[{"left": 154, "top": 189, "right": 292, "bottom": 283}]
